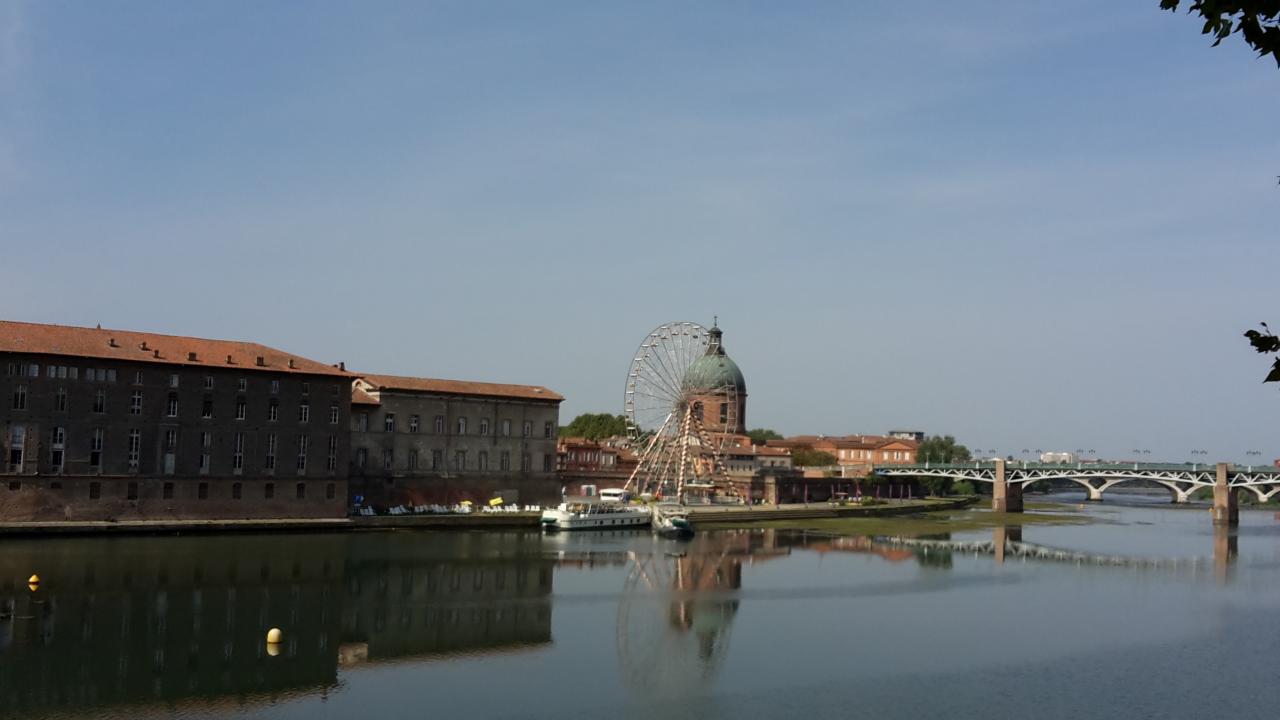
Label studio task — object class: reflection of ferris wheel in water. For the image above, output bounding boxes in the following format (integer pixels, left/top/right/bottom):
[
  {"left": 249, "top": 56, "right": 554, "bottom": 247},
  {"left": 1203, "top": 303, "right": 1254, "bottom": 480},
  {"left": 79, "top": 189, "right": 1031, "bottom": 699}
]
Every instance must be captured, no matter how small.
[
  {"left": 616, "top": 541, "right": 741, "bottom": 695},
  {"left": 622, "top": 320, "right": 743, "bottom": 502}
]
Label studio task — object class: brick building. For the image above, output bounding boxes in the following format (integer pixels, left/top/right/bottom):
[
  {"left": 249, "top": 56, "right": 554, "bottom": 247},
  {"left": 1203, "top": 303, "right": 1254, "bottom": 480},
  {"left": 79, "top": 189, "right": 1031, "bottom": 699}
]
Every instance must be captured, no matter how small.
[
  {"left": 347, "top": 374, "right": 563, "bottom": 508},
  {"left": 0, "top": 320, "right": 351, "bottom": 521},
  {"left": 768, "top": 434, "right": 919, "bottom": 475}
]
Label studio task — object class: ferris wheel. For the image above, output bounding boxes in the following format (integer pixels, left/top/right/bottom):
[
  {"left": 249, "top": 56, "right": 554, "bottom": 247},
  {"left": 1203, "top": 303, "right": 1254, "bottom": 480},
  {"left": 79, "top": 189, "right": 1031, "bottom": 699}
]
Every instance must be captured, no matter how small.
[{"left": 622, "top": 321, "right": 741, "bottom": 502}]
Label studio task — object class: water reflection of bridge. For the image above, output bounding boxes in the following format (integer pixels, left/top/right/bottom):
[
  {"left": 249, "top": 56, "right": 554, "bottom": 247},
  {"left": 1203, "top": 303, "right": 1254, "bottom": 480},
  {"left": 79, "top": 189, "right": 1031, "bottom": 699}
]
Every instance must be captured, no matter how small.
[{"left": 0, "top": 532, "right": 555, "bottom": 718}]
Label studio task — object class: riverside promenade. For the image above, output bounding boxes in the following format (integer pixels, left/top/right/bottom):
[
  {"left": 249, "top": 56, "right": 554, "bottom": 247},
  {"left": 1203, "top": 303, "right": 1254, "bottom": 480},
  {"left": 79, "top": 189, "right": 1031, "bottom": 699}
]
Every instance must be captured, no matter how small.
[{"left": 0, "top": 497, "right": 977, "bottom": 537}]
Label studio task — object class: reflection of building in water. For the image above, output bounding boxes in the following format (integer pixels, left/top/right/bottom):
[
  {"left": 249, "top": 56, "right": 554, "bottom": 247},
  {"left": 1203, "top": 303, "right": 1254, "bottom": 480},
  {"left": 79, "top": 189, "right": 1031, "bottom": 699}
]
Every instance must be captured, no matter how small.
[
  {"left": 0, "top": 535, "right": 345, "bottom": 718},
  {"left": 0, "top": 532, "right": 557, "bottom": 718},
  {"left": 338, "top": 532, "right": 553, "bottom": 664}
]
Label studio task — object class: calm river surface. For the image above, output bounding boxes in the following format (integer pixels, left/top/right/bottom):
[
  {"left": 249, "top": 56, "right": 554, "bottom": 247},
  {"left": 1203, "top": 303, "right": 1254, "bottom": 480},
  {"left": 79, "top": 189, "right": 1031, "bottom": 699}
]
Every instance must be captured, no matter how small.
[{"left": 4, "top": 497, "right": 1280, "bottom": 719}]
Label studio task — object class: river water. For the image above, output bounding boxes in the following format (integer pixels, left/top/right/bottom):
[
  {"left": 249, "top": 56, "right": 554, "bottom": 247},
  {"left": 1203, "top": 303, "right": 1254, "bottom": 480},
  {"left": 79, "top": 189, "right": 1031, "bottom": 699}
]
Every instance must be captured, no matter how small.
[{"left": 3, "top": 497, "right": 1280, "bottom": 719}]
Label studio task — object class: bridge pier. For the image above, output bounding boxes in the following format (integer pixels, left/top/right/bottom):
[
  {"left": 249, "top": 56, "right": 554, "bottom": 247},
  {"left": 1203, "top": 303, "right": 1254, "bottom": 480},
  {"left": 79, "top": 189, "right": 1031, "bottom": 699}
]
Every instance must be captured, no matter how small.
[
  {"left": 992, "top": 525, "right": 1023, "bottom": 564},
  {"left": 992, "top": 460, "right": 1023, "bottom": 513},
  {"left": 1084, "top": 482, "right": 1104, "bottom": 502},
  {"left": 1212, "top": 463, "right": 1237, "bottom": 528}
]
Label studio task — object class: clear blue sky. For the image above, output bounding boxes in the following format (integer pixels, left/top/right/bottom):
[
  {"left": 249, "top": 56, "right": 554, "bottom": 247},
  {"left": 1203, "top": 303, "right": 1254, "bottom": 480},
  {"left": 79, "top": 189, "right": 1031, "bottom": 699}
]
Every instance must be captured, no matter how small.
[{"left": 2, "top": 1, "right": 1277, "bottom": 462}]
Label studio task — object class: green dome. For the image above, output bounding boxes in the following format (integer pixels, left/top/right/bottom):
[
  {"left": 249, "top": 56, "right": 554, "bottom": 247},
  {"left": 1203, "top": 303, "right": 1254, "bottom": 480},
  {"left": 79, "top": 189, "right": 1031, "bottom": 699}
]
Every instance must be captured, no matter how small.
[{"left": 682, "top": 325, "right": 746, "bottom": 393}]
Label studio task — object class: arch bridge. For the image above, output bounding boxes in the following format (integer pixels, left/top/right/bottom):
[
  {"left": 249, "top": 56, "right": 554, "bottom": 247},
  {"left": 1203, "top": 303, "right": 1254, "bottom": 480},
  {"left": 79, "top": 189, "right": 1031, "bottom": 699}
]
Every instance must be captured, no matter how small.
[{"left": 872, "top": 461, "right": 1280, "bottom": 527}]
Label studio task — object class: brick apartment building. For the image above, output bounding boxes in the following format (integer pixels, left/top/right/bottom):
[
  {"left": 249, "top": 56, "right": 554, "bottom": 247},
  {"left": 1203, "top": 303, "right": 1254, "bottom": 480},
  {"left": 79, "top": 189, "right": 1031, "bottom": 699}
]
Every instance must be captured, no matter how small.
[
  {"left": 767, "top": 434, "right": 919, "bottom": 476},
  {"left": 347, "top": 374, "right": 563, "bottom": 508},
  {"left": 0, "top": 320, "right": 351, "bottom": 521}
]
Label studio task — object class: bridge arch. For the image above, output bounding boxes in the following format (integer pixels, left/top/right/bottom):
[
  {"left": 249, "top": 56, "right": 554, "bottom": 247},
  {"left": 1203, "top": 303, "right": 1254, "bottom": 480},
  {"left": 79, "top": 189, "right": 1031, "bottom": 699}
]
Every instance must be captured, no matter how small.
[{"left": 1018, "top": 474, "right": 1201, "bottom": 503}]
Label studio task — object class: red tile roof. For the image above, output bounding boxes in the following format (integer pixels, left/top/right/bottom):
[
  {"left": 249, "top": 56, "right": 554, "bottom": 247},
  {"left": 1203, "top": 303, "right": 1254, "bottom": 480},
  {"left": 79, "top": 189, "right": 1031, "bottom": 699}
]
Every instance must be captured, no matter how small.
[
  {"left": 358, "top": 373, "right": 563, "bottom": 402},
  {"left": 0, "top": 320, "right": 350, "bottom": 377},
  {"left": 351, "top": 386, "right": 381, "bottom": 406}
]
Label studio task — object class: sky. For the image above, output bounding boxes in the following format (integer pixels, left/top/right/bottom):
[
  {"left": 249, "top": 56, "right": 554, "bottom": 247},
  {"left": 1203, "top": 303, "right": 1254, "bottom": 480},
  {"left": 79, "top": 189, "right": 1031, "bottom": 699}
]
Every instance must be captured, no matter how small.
[{"left": 1, "top": 1, "right": 1278, "bottom": 463}]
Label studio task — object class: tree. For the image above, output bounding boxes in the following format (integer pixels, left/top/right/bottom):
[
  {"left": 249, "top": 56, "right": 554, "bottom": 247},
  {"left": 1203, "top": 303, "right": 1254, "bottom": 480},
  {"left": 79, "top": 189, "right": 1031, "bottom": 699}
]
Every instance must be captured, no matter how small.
[
  {"left": 791, "top": 446, "right": 837, "bottom": 467},
  {"left": 746, "top": 428, "right": 784, "bottom": 443},
  {"left": 1161, "top": 1, "right": 1280, "bottom": 66},
  {"left": 916, "top": 435, "right": 972, "bottom": 464},
  {"left": 1244, "top": 323, "right": 1280, "bottom": 383},
  {"left": 559, "top": 413, "right": 628, "bottom": 440}
]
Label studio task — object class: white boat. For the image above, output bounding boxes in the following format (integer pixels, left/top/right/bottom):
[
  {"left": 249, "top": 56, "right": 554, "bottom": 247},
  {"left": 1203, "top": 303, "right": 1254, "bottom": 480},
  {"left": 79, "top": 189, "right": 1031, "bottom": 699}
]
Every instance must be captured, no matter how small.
[
  {"left": 540, "top": 499, "right": 651, "bottom": 531},
  {"left": 652, "top": 502, "right": 695, "bottom": 538}
]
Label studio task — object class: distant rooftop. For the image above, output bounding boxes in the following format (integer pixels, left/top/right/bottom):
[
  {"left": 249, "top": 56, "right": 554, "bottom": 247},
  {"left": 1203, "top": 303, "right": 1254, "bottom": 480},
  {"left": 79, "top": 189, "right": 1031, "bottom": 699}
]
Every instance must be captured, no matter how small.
[{"left": 356, "top": 373, "right": 563, "bottom": 402}]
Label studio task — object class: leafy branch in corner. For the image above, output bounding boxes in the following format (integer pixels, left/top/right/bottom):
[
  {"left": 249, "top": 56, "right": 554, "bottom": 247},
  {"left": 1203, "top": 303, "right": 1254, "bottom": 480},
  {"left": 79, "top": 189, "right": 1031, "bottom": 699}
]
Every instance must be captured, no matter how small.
[
  {"left": 1244, "top": 322, "right": 1280, "bottom": 382},
  {"left": 1160, "top": 1, "right": 1280, "bottom": 66}
]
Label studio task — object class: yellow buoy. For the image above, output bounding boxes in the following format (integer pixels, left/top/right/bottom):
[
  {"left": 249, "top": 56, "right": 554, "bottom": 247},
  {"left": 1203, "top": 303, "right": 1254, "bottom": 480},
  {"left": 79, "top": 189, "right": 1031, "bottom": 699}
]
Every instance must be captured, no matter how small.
[{"left": 266, "top": 627, "right": 283, "bottom": 644}]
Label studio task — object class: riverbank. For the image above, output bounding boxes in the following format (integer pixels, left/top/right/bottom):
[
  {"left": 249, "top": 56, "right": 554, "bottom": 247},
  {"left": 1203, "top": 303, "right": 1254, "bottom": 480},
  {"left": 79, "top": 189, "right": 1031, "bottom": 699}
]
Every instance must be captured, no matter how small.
[{"left": 0, "top": 497, "right": 978, "bottom": 537}]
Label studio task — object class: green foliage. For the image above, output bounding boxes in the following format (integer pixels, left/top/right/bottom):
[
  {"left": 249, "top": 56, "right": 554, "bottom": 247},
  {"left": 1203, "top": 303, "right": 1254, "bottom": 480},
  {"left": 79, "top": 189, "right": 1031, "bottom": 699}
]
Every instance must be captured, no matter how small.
[
  {"left": 747, "top": 428, "right": 784, "bottom": 443},
  {"left": 919, "top": 477, "right": 954, "bottom": 497},
  {"left": 916, "top": 435, "right": 972, "bottom": 464},
  {"left": 1160, "top": 1, "right": 1280, "bottom": 66},
  {"left": 791, "top": 446, "right": 837, "bottom": 467},
  {"left": 953, "top": 480, "right": 977, "bottom": 496},
  {"left": 559, "top": 413, "right": 628, "bottom": 441},
  {"left": 1244, "top": 322, "right": 1280, "bottom": 383}
]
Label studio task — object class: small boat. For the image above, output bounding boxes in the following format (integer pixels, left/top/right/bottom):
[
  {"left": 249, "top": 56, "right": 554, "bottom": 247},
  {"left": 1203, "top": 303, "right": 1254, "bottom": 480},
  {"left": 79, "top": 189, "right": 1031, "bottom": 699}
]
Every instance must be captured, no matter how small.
[
  {"left": 540, "top": 499, "right": 651, "bottom": 531},
  {"left": 652, "top": 502, "right": 694, "bottom": 538}
]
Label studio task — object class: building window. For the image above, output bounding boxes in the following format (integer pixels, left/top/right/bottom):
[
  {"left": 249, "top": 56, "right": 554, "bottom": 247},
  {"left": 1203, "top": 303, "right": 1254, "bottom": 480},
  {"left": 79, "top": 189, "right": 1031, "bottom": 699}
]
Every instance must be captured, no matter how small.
[
  {"left": 198, "top": 482, "right": 209, "bottom": 500},
  {"left": 204, "top": 376, "right": 214, "bottom": 390},
  {"left": 126, "top": 429, "right": 141, "bottom": 471},
  {"left": 232, "top": 482, "right": 242, "bottom": 500},
  {"left": 405, "top": 450, "right": 418, "bottom": 471},
  {"left": 133, "top": 371, "right": 143, "bottom": 385},
  {"left": 297, "top": 436, "right": 309, "bottom": 473},
  {"left": 49, "top": 427, "right": 66, "bottom": 472},
  {"left": 265, "top": 433, "right": 277, "bottom": 471},
  {"left": 478, "top": 451, "right": 488, "bottom": 471},
  {"left": 301, "top": 382, "right": 310, "bottom": 396},
  {"left": 454, "top": 450, "right": 466, "bottom": 470},
  {"left": 11, "top": 385, "right": 26, "bottom": 410},
  {"left": 434, "top": 415, "right": 444, "bottom": 434},
  {"left": 235, "top": 400, "right": 247, "bottom": 420},
  {"left": 296, "top": 482, "right": 306, "bottom": 499},
  {"left": 166, "top": 393, "right": 178, "bottom": 417},
  {"left": 90, "top": 429, "right": 104, "bottom": 469},
  {"left": 164, "top": 428, "right": 177, "bottom": 451},
  {"left": 431, "top": 449, "right": 442, "bottom": 470},
  {"left": 499, "top": 419, "right": 510, "bottom": 436},
  {"left": 522, "top": 420, "right": 531, "bottom": 437},
  {"left": 127, "top": 482, "right": 138, "bottom": 500},
  {"left": 356, "top": 448, "right": 368, "bottom": 469},
  {"left": 6, "top": 426, "right": 24, "bottom": 471},
  {"left": 55, "top": 387, "right": 68, "bottom": 412},
  {"left": 500, "top": 451, "right": 510, "bottom": 471},
  {"left": 268, "top": 401, "right": 279, "bottom": 422},
  {"left": 129, "top": 390, "right": 142, "bottom": 415},
  {"left": 543, "top": 454, "right": 553, "bottom": 472},
  {"left": 521, "top": 453, "right": 531, "bottom": 472},
  {"left": 326, "top": 483, "right": 336, "bottom": 500},
  {"left": 89, "top": 482, "right": 101, "bottom": 500},
  {"left": 299, "top": 402, "right": 310, "bottom": 423},
  {"left": 480, "top": 418, "right": 490, "bottom": 436},
  {"left": 384, "top": 413, "right": 396, "bottom": 433},
  {"left": 93, "top": 390, "right": 106, "bottom": 413},
  {"left": 719, "top": 403, "right": 728, "bottom": 424},
  {"left": 457, "top": 417, "right": 467, "bottom": 435},
  {"left": 27, "top": 364, "right": 38, "bottom": 377},
  {"left": 329, "top": 405, "right": 339, "bottom": 424},
  {"left": 270, "top": 380, "right": 280, "bottom": 394},
  {"left": 233, "top": 433, "right": 244, "bottom": 473},
  {"left": 544, "top": 421, "right": 553, "bottom": 438},
  {"left": 265, "top": 482, "right": 275, "bottom": 499},
  {"left": 409, "top": 415, "right": 419, "bottom": 433},
  {"left": 163, "top": 482, "right": 173, "bottom": 499},
  {"left": 382, "top": 449, "right": 393, "bottom": 470},
  {"left": 169, "top": 373, "right": 179, "bottom": 388},
  {"left": 199, "top": 432, "right": 211, "bottom": 475},
  {"left": 201, "top": 396, "right": 213, "bottom": 419},
  {"left": 355, "top": 412, "right": 368, "bottom": 431},
  {"left": 238, "top": 377, "right": 247, "bottom": 392}
]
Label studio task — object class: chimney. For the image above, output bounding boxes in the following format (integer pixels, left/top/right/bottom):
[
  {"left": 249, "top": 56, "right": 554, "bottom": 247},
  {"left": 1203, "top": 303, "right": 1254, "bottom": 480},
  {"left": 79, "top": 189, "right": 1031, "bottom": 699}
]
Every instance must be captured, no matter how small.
[
  {"left": 187, "top": 352, "right": 198, "bottom": 361},
  {"left": 108, "top": 338, "right": 118, "bottom": 348},
  {"left": 256, "top": 356, "right": 266, "bottom": 367},
  {"left": 226, "top": 355, "right": 235, "bottom": 365},
  {"left": 339, "top": 361, "right": 346, "bottom": 371},
  {"left": 139, "top": 341, "right": 149, "bottom": 351},
  {"left": 288, "top": 359, "right": 296, "bottom": 369},
  {"left": 153, "top": 349, "right": 161, "bottom": 359}
]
